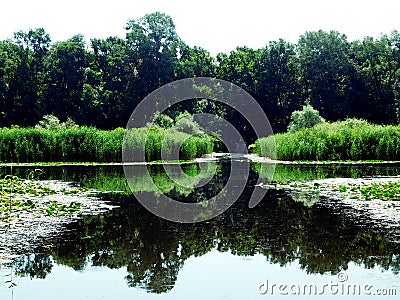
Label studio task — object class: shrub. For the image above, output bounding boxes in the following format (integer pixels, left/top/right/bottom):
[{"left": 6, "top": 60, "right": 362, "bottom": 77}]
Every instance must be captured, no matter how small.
[
  {"left": 287, "top": 104, "right": 325, "bottom": 133},
  {"left": 174, "top": 112, "right": 203, "bottom": 135},
  {"left": 35, "top": 114, "right": 78, "bottom": 130},
  {"left": 153, "top": 113, "right": 174, "bottom": 129}
]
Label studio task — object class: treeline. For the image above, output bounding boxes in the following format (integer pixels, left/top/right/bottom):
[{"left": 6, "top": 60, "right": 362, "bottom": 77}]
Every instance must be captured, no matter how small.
[{"left": 1, "top": 12, "right": 400, "bottom": 132}]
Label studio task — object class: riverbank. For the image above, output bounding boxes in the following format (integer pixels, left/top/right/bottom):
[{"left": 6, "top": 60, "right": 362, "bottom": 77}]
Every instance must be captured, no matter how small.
[{"left": 246, "top": 153, "right": 400, "bottom": 165}]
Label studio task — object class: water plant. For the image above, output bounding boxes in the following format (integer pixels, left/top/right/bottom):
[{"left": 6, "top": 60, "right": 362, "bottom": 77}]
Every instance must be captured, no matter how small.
[
  {"left": 0, "top": 126, "right": 214, "bottom": 163},
  {"left": 0, "top": 175, "right": 86, "bottom": 220},
  {"left": 255, "top": 119, "right": 400, "bottom": 161},
  {"left": 359, "top": 181, "right": 400, "bottom": 201}
]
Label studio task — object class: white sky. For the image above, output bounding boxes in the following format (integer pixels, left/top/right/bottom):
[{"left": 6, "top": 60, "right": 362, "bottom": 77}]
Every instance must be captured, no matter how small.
[{"left": 1, "top": 0, "right": 400, "bottom": 55}]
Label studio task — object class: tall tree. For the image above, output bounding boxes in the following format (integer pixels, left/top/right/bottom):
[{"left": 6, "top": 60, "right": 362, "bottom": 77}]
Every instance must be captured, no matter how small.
[
  {"left": 86, "top": 36, "right": 128, "bottom": 128},
  {"left": 298, "top": 30, "right": 354, "bottom": 121},
  {"left": 216, "top": 46, "right": 258, "bottom": 93},
  {"left": 125, "top": 12, "right": 180, "bottom": 106},
  {"left": 0, "top": 40, "right": 20, "bottom": 126},
  {"left": 350, "top": 32, "right": 400, "bottom": 123},
  {"left": 40, "top": 35, "right": 86, "bottom": 122},
  {"left": 175, "top": 45, "right": 216, "bottom": 79},
  {"left": 254, "top": 40, "right": 303, "bottom": 131},
  {"left": 10, "top": 28, "right": 51, "bottom": 125}
]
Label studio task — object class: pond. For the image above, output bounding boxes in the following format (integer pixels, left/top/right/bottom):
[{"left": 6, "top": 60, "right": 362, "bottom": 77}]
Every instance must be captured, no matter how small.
[{"left": 0, "top": 161, "right": 399, "bottom": 299}]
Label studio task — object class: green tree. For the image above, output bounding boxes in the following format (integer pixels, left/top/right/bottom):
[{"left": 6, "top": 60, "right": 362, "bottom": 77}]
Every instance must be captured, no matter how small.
[
  {"left": 350, "top": 32, "right": 400, "bottom": 123},
  {"left": 175, "top": 45, "right": 216, "bottom": 78},
  {"left": 0, "top": 40, "right": 20, "bottom": 126},
  {"left": 86, "top": 36, "right": 129, "bottom": 128},
  {"left": 4, "top": 28, "right": 51, "bottom": 126},
  {"left": 217, "top": 46, "right": 258, "bottom": 93},
  {"left": 254, "top": 39, "right": 303, "bottom": 132},
  {"left": 287, "top": 104, "right": 325, "bottom": 132},
  {"left": 40, "top": 35, "right": 86, "bottom": 122},
  {"left": 298, "top": 30, "right": 354, "bottom": 121},
  {"left": 125, "top": 12, "right": 180, "bottom": 104}
]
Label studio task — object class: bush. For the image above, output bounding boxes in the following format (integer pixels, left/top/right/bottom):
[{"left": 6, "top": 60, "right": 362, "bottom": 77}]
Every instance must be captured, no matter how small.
[
  {"left": 153, "top": 113, "right": 174, "bottom": 129},
  {"left": 287, "top": 104, "right": 325, "bottom": 132},
  {"left": 35, "top": 114, "right": 78, "bottom": 130},
  {"left": 174, "top": 112, "right": 203, "bottom": 135}
]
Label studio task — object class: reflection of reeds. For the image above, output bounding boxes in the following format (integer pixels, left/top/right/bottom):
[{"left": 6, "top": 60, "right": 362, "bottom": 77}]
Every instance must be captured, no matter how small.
[
  {"left": 252, "top": 162, "right": 400, "bottom": 184},
  {"left": 81, "top": 163, "right": 219, "bottom": 197},
  {"left": 255, "top": 119, "right": 400, "bottom": 161}
]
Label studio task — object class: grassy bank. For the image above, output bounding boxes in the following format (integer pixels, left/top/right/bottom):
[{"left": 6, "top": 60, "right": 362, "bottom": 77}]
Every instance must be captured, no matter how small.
[
  {"left": 0, "top": 126, "right": 214, "bottom": 163},
  {"left": 255, "top": 119, "right": 400, "bottom": 161}
]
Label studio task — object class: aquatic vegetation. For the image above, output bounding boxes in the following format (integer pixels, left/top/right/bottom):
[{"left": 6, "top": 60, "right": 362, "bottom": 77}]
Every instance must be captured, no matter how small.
[
  {"left": 255, "top": 119, "right": 400, "bottom": 161},
  {"left": 0, "top": 175, "right": 87, "bottom": 221},
  {"left": 359, "top": 181, "right": 400, "bottom": 201},
  {"left": 280, "top": 178, "right": 400, "bottom": 203},
  {"left": 0, "top": 126, "right": 214, "bottom": 163}
]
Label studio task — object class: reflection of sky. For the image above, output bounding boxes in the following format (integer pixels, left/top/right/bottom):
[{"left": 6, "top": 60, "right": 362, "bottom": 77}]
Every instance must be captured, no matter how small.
[{"left": 1, "top": 251, "right": 398, "bottom": 300}]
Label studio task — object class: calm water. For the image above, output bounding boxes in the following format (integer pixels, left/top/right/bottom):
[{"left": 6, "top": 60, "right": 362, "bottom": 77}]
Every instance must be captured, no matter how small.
[{"left": 1, "top": 162, "right": 399, "bottom": 299}]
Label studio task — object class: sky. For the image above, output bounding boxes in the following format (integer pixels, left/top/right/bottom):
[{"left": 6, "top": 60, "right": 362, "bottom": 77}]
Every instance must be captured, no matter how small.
[{"left": 1, "top": 0, "right": 400, "bottom": 55}]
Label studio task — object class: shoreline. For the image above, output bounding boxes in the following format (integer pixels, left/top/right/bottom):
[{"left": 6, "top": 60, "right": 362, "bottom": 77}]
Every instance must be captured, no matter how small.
[{"left": 1, "top": 153, "right": 400, "bottom": 167}]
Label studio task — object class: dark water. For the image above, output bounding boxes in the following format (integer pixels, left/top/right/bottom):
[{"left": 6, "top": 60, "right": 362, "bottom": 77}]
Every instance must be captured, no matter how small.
[{"left": 0, "top": 162, "right": 399, "bottom": 299}]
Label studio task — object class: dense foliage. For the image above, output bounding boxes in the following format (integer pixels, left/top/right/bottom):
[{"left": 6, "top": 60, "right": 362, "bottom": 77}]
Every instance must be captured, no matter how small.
[
  {"left": 287, "top": 104, "right": 325, "bottom": 132},
  {"left": 1, "top": 12, "right": 400, "bottom": 135},
  {"left": 255, "top": 119, "right": 400, "bottom": 161},
  {"left": 0, "top": 126, "right": 213, "bottom": 163}
]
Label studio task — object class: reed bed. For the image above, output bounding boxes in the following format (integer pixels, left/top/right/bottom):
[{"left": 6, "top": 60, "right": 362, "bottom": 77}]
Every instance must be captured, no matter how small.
[
  {"left": 255, "top": 119, "right": 400, "bottom": 161},
  {"left": 0, "top": 126, "right": 214, "bottom": 163}
]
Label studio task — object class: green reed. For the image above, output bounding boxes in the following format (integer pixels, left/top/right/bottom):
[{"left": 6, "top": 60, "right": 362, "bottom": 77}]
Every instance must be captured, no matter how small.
[
  {"left": 0, "top": 126, "right": 214, "bottom": 163},
  {"left": 255, "top": 119, "right": 400, "bottom": 161}
]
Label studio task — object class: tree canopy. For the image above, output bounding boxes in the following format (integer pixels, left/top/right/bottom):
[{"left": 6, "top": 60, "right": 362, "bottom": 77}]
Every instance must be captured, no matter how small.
[{"left": 1, "top": 12, "right": 400, "bottom": 138}]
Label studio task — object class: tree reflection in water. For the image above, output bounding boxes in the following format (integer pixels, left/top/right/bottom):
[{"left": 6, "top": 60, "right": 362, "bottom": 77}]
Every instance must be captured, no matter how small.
[{"left": 4, "top": 162, "right": 400, "bottom": 294}]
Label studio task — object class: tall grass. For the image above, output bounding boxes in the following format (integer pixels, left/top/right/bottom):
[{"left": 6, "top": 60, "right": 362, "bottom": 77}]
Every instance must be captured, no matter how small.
[
  {"left": 0, "top": 126, "right": 214, "bottom": 163},
  {"left": 123, "top": 127, "right": 214, "bottom": 162},
  {"left": 255, "top": 119, "right": 400, "bottom": 161}
]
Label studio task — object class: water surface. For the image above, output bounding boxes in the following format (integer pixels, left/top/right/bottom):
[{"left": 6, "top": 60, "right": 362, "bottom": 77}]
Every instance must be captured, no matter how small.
[{"left": 0, "top": 162, "right": 399, "bottom": 299}]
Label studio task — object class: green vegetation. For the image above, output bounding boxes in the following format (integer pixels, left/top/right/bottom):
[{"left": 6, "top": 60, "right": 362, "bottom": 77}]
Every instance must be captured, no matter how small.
[
  {"left": 1, "top": 12, "right": 400, "bottom": 138},
  {"left": 359, "top": 181, "right": 400, "bottom": 201},
  {"left": 253, "top": 162, "right": 400, "bottom": 202},
  {"left": 0, "top": 126, "right": 124, "bottom": 162},
  {"left": 291, "top": 179, "right": 400, "bottom": 202},
  {"left": 123, "top": 126, "right": 213, "bottom": 162},
  {"left": 0, "top": 124, "right": 213, "bottom": 163},
  {"left": 255, "top": 119, "right": 400, "bottom": 161},
  {"left": 287, "top": 104, "right": 325, "bottom": 132},
  {"left": 0, "top": 175, "right": 85, "bottom": 220}
]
